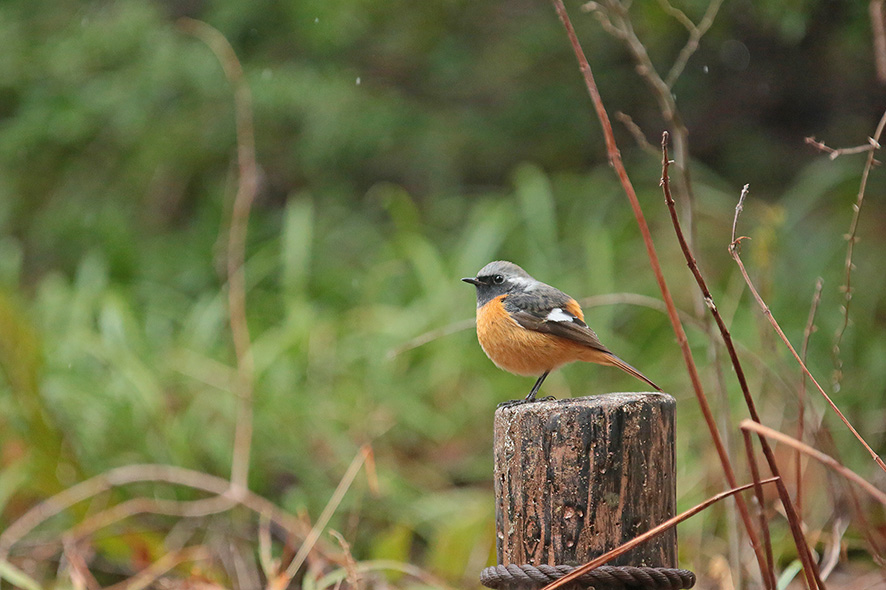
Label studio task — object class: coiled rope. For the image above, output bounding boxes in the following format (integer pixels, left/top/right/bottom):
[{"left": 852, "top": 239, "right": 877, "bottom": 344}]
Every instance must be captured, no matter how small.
[{"left": 480, "top": 563, "right": 696, "bottom": 590}]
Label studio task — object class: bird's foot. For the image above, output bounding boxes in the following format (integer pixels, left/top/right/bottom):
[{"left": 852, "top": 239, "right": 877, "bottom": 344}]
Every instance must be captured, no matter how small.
[
  {"left": 497, "top": 395, "right": 556, "bottom": 409},
  {"left": 497, "top": 398, "right": 529, "bottom": 409}
]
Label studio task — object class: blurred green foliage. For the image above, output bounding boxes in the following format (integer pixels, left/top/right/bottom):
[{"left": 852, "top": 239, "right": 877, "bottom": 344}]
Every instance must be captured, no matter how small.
[{"left": 1, "top": 0, "right": 885, "bottom": 586}]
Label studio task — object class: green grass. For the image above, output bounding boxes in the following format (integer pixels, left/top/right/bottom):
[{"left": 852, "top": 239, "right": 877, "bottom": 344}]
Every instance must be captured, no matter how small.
[
  {"left": 1, "top": 0, "right": 885, "bottom": 586},
  {"left": 3, "top": 151, "right": 885, "bottom": 586}
]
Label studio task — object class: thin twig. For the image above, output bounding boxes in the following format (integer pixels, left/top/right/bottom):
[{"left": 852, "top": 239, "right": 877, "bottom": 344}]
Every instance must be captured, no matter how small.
[
  {"left": 258, "top": 512, "right": 278, "bottom": 581},
  {"left": 614, "top": 111, "right": 659, "bottom": 155},
  {"left": 64, "top": 496, "right": 238, "bottom": 544},
  {"left": 540, "top": 478, "right": 780, "bottom": 590},
  {"left": 275, "top": 445, "right": 373, "bottom": 587},
  {"left": 178, "top": 17, "right": 260, "bottom": 491},
  {"left": 104, "top": 545, "right": 210, "bottom": 590},
  {"left": 804, "top": 136, "right": 881, "bottom": 160},
  {"left": 62, "top": 538, "right": 101, "bottom": 590},
  {"left": 584, "top": 0, "right": 705, "bottom": 286},
  {"left": 728, "top": 190, "right": 832, "bottom": 590},
  {"left": 797, "top": 277, "right": 824, "bottom": 515},
  {"left": 729, "top": 190, "right": 886, "bottom": 474},
  {"left": 313, "top": 560, "right": 456, "bottom": 590},
  {"left": 741, "top": 430, "right": 777, "bottom": 590},
  {"left": 869, "top": 0, "right": 886, "bottom": 83},
  {"left": 661, "top": 136, "right": 815, "bottom": 590},
  {"left": 804, "top": 403, "right": 886, "bottom": 562},
  {"left": 832, "top": 109, "right": 886, "bottom": 391},
  {"left": 548, "top": 4, "right": 765, "bottom": 584},
  {"left": 741, "top": 421, "right": 886, "bottom": 506},
  {"left": 0, "top": 464, "right": 311, "bottom": 560},
  {"left": 328, "top": 530, "right": 361, "bottom": 590},
  {"left": 654, "top": 0, "right": 695, "bottom": 31},
  {"left": 661, "top": 0, "right": 725, "bottom": 87}
]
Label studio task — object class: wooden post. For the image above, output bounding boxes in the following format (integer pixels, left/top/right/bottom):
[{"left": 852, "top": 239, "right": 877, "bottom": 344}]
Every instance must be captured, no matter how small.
[{"left": 493, "top": 393, "right": 676, "bottom": 568}]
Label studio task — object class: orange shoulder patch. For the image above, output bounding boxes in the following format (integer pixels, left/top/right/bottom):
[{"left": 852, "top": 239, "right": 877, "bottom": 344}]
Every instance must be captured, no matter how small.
[{"left": 562, "top": 297, "right": 585, "bottom": 321}]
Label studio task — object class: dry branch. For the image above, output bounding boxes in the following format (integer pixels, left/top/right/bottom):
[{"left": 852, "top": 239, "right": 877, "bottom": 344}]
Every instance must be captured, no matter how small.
[
  {"left": 0, "top": 464, "right": 311, "bottom": 560},
  {"left": 581, "top": 0, "right": 713, "bottom": 266},
  {"left": 741, "top": 431, "right": 776, "bottom": 590},
  {"left": 104, "top": 545, "right": 210, "bottom": 590},
  {"left": 870, "top": 0, "right": 886, "bottom": 83},
  {"left": 661, "top": 134, "right": 820, "bottom": 590},
  {"left": 178, "top": 17, "right": 260, "bottom": 491},
  {"left": 539, "top": 478, "right": 779, "bottom": 590},
  {"left": 741, "top": 421, "right": 886, "bottom": 506},
  {"left": 797, "top": 277, "right": 824, "bottom": 515},
  {"left": 729, "top": 187, "right": 886, "bottom": 474},
  {"left": 548, "top": 3, "right": 767, "bottom": 584},
  {"left": 272, "top": 445, "right": 373, "bottom": 590},
  {"left": 831, "top": 110, "right": 886, "bottom": 390}
]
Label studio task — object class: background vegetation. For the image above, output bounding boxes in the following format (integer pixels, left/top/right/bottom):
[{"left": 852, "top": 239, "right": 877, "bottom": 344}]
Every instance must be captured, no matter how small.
[{"left": 0, "top": 0, "right": 884, "bottom": 588}]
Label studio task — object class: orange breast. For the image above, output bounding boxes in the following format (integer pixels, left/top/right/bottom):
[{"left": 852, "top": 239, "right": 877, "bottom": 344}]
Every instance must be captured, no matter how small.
[{"left": 475, "top": 295, "right": 595, "bottom": 376}]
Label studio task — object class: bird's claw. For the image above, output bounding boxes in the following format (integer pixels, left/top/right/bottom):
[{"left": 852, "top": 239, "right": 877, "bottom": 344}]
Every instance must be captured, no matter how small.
[
  {"left": 497, "top": 398, "right": 529, "bottom": 409},
  {"left": 497, "top": 395, "right": 557, "bottom": 409}
]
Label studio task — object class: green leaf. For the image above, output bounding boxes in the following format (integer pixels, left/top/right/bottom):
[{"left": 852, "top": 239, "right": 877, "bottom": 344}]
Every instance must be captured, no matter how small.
[
  {"left": 282, "top": 195, "right": 315, "bottom": 297},
  {"left": 513, "top": 163, "right": 558, "bottom": 269}
]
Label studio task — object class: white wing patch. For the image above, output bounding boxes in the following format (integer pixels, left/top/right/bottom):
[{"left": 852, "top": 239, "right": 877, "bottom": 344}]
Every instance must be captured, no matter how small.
[{"left": 545, "top": 307, "right": 575, "bottom": 323}]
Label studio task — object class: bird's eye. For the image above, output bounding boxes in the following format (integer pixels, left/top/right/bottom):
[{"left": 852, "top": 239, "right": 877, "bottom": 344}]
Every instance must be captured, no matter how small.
[{"left": 493, "top": 274, "right": 505, "bottom": 285}]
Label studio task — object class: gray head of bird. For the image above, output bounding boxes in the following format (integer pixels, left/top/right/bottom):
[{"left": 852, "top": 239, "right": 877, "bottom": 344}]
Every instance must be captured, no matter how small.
[{"left": 462, "top": 260, "right": 537, "bottom": 303}]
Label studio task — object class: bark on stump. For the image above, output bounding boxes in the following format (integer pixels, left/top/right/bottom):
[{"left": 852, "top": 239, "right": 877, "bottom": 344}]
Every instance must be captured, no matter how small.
[{"left": 493, "top": 393, "right": 676, "bottom": 568}]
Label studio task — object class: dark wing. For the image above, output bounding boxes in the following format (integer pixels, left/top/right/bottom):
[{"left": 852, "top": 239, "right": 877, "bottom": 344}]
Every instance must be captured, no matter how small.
[{"left": 503, "top": 289, "right": 612, "bottom": 354}]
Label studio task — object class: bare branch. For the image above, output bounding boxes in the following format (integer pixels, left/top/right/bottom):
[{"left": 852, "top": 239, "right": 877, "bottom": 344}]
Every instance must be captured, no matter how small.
[
  {"left": 832, "top": 109, "right": 886, "bottom": 391},
  {"left": 729, "top": 190, "right": 886, "bottom": 475},
  {"left": 178, "top": 17, "right": 260, "bottom": 491},
  {"left": 664, "top": 0, "right": 725, "bottom": 88},
  {"left": 275, "top": 445, "right": 373, "bottom": 587},
  {"left": 655, "top": 0, "right": 696, "bottom": 33},
  {"left": 0, "top": 464, "right": 311, "bottom": 561},
  {"left": 581, "top": 3, "right": 627, "bottom": 39},
  {"left": 104, "top": 545, "right": 210, "bottom": 590},
  {"left": 804, "top": 135, "right": 881, "bottom": 160},
  {"left": 549, "top": 6, "right": 768, "bottom": 586},
  {"left": 796, "top": 277, "right": 824, "bottom": 515},
  {"left": 615, "top": 111, "right": 660, "bottom": 155},
  {"left": 540, "top": 477, "right": 780, "bottom": 590},
  {"left": 662, "top": 138, "right": 815, "bottom": 590},
  {"left": 871, "top": 0, "right": 886, "bottom": 83},
  {"left": 741, "top": 421, "right": 886, "bottom": 506},
  {"left": 741, "top": 431, "right": 776, "bottom": 590},
  {"left": 585, "top": 0, "right": 703, "bottom": 310}
]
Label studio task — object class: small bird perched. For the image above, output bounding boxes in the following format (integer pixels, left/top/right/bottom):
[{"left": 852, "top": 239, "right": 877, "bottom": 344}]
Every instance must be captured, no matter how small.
[{"left": 463, "top": 260, "right": 659, "bottom": 402}]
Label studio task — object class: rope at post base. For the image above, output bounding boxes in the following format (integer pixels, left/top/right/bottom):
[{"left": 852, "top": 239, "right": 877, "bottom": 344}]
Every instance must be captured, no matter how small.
[{"left": 480, "top": 564, "right": 696, "bottom": 590}]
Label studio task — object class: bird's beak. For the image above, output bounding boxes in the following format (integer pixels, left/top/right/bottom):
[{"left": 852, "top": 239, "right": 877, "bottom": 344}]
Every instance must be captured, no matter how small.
[{"left": 462, "top": 277, "right": 480, "bottom": 286}]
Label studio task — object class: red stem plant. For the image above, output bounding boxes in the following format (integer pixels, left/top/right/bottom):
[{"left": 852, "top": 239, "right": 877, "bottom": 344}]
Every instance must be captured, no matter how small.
[
  {"left": 548, "top": 0, "right": 886, "bottom": 587},
  {"left": 541, "top": 478, "right": 780, "bottom": 590},
  {"left": 729, "top": 188, "right": 886, "bottom": 474},
  {"left": 662, "top": 142, "right": 824, "bottom": 589},
  {"left": 548, "top": 0, "right": 776, "bottom": 586}
]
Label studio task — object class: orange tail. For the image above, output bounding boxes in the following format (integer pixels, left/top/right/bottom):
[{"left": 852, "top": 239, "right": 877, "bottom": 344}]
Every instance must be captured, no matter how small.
[{"left": 604, "top": 354, "right": 661, "bottom": 391}]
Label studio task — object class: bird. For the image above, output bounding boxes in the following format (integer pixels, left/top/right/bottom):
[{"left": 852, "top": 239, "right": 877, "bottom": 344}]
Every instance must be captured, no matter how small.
[{"left": 462, "top": 260, "right": 660, "bottom": 402}]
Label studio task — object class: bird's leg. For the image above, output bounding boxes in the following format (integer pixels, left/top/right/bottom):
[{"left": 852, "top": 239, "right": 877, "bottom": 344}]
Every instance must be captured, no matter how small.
[
  {"left": 497, "top": 372, "right": 554, "bottom": 408},
  {"left": 525, "top": 371, "right": 550, "bottom": 402}
]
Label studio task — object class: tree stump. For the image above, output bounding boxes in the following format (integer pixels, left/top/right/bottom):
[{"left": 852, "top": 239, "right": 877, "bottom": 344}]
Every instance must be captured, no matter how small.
[{"left": 493, "top": 393, "right": 676, "bottom": 568}]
